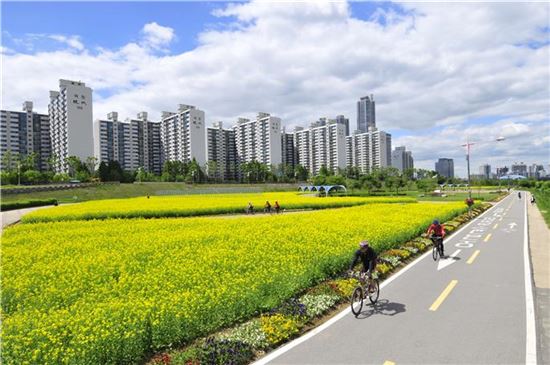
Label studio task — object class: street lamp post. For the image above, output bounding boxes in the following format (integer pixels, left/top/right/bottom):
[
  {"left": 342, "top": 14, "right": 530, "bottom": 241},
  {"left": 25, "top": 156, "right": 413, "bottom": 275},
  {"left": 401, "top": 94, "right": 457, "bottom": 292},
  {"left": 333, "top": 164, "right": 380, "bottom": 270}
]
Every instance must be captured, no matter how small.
[{"left": 462, "top": 136, "right": 506, "bottom": 200}]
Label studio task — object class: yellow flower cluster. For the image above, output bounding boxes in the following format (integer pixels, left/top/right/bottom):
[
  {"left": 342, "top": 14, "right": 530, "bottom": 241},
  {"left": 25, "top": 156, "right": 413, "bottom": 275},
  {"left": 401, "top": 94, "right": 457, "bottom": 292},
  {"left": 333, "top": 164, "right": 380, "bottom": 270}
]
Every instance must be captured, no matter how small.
[
  {"left": 22, "top": 192, "right": 415, "bottom": 223},
  {"left": 2, "top": 201, "right": 466, "bottom": 363}
]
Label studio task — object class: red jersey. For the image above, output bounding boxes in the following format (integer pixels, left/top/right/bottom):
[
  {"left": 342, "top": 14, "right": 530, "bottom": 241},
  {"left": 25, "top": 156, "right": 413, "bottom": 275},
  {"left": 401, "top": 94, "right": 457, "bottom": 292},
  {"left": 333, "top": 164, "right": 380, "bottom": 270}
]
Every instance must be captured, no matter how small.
[{"left": 427, "top": 223, "right": 446, "bottom": 238}]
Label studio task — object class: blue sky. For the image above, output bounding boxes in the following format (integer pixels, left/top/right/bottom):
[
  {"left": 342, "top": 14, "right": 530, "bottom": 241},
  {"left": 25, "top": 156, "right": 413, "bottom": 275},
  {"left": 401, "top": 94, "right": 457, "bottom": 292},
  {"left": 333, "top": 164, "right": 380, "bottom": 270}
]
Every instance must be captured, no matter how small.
[
  {"left": 1, "top": 1, "right": 548, "bottom": 176},
  {"left": 2, "top": 1, "right": 405, "bottom": 54}
]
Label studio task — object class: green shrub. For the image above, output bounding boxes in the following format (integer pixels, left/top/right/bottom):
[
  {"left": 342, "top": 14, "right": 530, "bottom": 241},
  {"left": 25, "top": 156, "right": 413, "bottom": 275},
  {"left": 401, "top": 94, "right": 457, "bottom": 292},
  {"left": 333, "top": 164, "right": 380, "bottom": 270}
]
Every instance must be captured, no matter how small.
[{"left": 0, "top": 198, "right": 58, "bottom": 211}]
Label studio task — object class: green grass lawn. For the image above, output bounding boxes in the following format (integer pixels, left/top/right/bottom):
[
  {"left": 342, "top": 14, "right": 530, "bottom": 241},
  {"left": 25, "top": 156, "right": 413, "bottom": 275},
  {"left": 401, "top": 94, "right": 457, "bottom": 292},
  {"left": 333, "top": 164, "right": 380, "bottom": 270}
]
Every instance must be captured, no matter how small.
[
  {"left": 0, "top": 183, "right": 297, "bottom": 204},
  {"left": 532, "top": 189, "right": 550, "bottom": 227}
]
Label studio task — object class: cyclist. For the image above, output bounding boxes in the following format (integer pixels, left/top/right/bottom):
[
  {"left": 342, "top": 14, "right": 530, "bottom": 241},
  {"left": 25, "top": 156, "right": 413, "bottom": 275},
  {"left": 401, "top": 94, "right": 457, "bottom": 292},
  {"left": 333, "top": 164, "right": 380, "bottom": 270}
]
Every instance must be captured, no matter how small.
[
  {"left": 426, "top": 219, "right": 446, "bottom": 256},
  {"left": 274, "top": 200, "right": 281, "bottom": 214},
  {"left": 518, "top": 191, "right": 522, "bottom": 199},
  {"left": 531, "top": 195, "right": 536, "bottom": 205},
  {"left": 246, "top": 202, "right": 254, "bottom": 214},
  {"left": 264, "top": 201, "right": 272, "bottom": 213},
  {"left": 349, "top": 240, "right": 378, "bottom": 281}
]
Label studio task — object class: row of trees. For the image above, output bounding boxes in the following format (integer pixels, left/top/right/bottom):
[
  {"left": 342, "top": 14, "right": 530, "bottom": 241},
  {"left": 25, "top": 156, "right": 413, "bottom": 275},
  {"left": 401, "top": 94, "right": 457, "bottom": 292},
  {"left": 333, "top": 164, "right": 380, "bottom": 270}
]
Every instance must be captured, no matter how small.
[{"left": 3, "top": 150, "right": 541, "bottom": 190}]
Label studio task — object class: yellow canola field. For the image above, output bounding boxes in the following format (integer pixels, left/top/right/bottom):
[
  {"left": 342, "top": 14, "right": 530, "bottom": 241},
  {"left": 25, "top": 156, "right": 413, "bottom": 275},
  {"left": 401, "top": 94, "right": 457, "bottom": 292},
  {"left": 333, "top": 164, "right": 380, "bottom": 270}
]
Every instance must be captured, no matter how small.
[
  {"left": 2, "top": 202, "right": 465, "bottom": 364},
  {"left": 22, "top": 192, "right": 415, "bottom": 223}
]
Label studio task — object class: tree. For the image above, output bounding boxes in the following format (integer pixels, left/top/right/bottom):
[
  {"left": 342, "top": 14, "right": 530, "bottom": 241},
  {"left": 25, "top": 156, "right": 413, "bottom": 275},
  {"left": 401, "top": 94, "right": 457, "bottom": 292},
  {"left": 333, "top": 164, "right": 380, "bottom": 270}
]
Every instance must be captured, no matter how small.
[
  {"left": 361, "top": 173, "right": 381, "bottom": 194},
  {"left": 67, "top": 156, "right": 85, "bottom": 178},
  {"left": 294, "top": 164, "right": 309, "bottom": 182},
  {"left": 46, "top": 153, "right": 59, "bottom": 173},
  {"left": 85, "top": 156, "right": 98, "bottom": 176},
  {"left": 206, "top": 160, "right": 219, "bottom": 182},
  {"left": 98, "top": 161, "right": 109, "bottom": 182},
  {"left": 1, "top": 150, "right": 16, "bottom": 172},
  {"left": 417, "top": 178, "right": 437, "bottom": 194},
  {"left": 107, "top": 160, "right": 123, "bottom": 182}
]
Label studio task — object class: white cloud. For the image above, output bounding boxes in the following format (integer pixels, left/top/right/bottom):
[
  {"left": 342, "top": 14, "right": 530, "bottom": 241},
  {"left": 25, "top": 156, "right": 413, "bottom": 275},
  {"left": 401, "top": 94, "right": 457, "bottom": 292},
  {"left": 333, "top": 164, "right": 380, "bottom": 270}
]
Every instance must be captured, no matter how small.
[
  {"left": 48, "top": 35, "right": 84, "bottom": 51},
  {"left": 140, "top": 22, "right": 175, "bottom": 50},
  {"left": 1, "top": 1, "right": 549, "bottom": 174}
]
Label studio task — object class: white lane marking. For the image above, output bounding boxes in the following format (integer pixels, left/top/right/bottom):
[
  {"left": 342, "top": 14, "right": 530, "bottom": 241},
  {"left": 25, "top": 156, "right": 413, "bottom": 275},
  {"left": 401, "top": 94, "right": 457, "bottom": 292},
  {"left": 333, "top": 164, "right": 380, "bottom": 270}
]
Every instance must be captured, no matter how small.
[
  {"left": 523, "top": 194, "right": 537, "bottom": 364},
  {"left": 437, "top": 249, "right": 461, "bottom": 271},
  {"left": 252, "top": 194, "right": 511, "bottom": 365}
]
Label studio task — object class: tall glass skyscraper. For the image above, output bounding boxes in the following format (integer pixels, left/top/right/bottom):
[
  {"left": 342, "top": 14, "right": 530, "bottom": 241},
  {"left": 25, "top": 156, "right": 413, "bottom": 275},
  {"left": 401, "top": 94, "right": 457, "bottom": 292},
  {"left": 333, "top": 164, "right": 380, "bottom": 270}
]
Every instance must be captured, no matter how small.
[{"left": 357, "top": 94, "right": 375, "bottom": 133}]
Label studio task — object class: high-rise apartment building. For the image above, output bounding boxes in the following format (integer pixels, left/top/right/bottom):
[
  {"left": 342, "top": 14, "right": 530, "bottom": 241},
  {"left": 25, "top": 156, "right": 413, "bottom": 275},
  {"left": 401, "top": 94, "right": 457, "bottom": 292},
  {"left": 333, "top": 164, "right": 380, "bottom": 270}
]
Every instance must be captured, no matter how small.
[
  {"left": 391, "top": 146, "right": 414, "bottom": 172},
  {"left": 233, "top": 113, "right": 282, "bottom": 172},
  {"left": 49, "top": 79, "right": 93, "bottom": 173},
  {"left": 281, "top": 128, "right": 296, "bottom": 169},
  {"left": 294, "top": 119, "right": 346, "bottom": 175},
  {"left": 93, "top": 112, "right": 161, "bottom": 174},
  {"left": 528, "top": 164, "right": 545, "bottom": 179},
  {"left": 335, "top": 115, "right": 350, "bottom": 136},
  {"left": 1, "top": 101, "right": 51, "bottom": 171},
  {"left": 206, "top": 121, "right": 237, "bottom": 181},
  {"left": 357, "top": 95, "right": 375, "bottom": 133},
  {"left": 435, "top": 158, "right": 454, "bottom": 178},
  {"left": 479, "top": 164, "right": 491, "bottom": 179},
  {"left": 160, "top": 104, "right": 206, "bottom": 166},
  {"left": 496, "top": 166, "right": 509, "bottom": 178},
  {"left": 346, "top": 128, "right": 392, "bottom": 173},
  {"left": 511, "top": 162, "right": 528, "bottom": 177}
]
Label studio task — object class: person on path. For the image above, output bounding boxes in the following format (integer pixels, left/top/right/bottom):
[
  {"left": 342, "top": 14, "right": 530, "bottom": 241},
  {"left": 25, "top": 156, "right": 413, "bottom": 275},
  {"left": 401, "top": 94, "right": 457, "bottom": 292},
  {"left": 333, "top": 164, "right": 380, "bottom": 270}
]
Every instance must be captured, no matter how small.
[{"left": 426, "top": 219, "right": 446, "bottom": 256}]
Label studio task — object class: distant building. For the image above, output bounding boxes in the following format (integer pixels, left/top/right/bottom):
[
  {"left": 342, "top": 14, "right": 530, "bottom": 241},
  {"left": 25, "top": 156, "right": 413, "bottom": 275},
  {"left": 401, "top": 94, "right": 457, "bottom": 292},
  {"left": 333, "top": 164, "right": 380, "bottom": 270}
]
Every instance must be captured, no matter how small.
[
  {"left": 160, "top": 104, "right": 206, "bottom": 166},
  {"left": 479, "top": 164, "right": 491, "bottom": 179},
  {"left": 528, "top": 164, "right": 545, "bottom": 179},
  {"left": 511, "top": 162, "right": 528, "bottom": 177},
  {"left": 1, "top": 101, "right": 51, "bottom": 171},
  {"left": 294, "top": 119, "right": 346, "bottom": 175},
  {"left": 391, "top": 146, "right": 414, "bottom": 172},
  {"left": 93, "top": 112, "right": 162, "bottom": 174},
  {"left": 206, "top": 121, "right": 237, "bottom": 181},
  {"left": 346, "top": 128, "right": 392, "bottom": 174},
  {"left": 335, "top": 115, "right": 350, "bottom": 136},
  {"left": 496, "top": 166, "right": 509, "bottom": 178},
  {"left": 435, "top": 158, "right": 454, "bottom": 179},
  {"left": 233, "top": 113, "right": 282, "bottom": 177},
  {"left": 281, "top": 128, "right": 296, "bottom": 169},
  {"left": 49, "top": 79, "right": 94, "bottom": 173},
  {"left": 357, "top": 95, "right": 376, "bottom": 133}
]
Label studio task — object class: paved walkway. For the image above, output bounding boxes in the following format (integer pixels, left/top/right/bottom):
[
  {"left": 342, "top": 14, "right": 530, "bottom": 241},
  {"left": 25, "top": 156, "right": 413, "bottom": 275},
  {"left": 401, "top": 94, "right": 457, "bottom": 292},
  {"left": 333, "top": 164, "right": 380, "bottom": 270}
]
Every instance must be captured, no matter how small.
[
  {"left": 0, "top": 206, "right": 49, "bottom": 230},
  {"left": 527, "top": 193, "right": 550, "bottom": 365}
]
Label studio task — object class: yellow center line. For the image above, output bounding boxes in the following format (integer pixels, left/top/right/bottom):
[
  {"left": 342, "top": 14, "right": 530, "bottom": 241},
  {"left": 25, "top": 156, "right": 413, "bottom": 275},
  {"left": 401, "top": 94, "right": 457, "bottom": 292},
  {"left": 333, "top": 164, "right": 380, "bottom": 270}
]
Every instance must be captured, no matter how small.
[
  {"left": 383, "top": 361, "right": 396, "bottom": 365},
  {"left": 429, "top": 280, "right": 458, "bottom": 311},
  {"left": 484, "top": 233, "right": 492, "bottom": 242},
  {"left": 493, "top": 223, "right": 499, "bottom": 229},
  {"left": 467, "top": 250, "right": 481, "bottom": 264}
]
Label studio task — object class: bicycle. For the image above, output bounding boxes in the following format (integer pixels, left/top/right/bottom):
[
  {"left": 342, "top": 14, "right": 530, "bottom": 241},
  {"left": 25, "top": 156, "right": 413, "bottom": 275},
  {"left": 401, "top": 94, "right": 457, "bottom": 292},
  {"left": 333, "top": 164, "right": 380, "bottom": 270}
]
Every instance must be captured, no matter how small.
[
  {"left": 349, "top": 271, "right": 379, "bottom": 316},
  {"left": 430, "top": 235, "right": 444, "bottom": 261}
]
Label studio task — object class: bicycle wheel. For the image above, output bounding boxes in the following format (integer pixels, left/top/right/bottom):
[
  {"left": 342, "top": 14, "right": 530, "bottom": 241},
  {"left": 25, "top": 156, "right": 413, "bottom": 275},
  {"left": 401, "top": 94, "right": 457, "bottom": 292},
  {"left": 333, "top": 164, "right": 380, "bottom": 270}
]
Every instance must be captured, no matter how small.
[
  {"left": 368, "top": 280, "right": 380, "bottom": 304},
  {"left": 432, "top": 244, "right": 439, "bottom": 261},
  {"left": 351, "top": 287, "right": 364, "bottom": 316}
]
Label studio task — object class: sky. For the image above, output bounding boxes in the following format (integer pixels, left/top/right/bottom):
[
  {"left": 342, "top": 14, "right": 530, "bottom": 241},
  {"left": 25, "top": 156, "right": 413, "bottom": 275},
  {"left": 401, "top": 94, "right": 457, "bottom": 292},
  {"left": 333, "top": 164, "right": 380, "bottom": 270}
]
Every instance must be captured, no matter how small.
[{"left": 1, "top": 1, "right": 549, "bottom": 177}]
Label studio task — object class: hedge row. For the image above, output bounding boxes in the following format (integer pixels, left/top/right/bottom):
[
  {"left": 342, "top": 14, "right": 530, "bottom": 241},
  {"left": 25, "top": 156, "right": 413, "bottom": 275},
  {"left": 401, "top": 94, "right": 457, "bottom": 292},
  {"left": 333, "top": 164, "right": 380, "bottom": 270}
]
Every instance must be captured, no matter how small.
[{"left": 0, "top": 198, "right": 58, "bottom": 212}]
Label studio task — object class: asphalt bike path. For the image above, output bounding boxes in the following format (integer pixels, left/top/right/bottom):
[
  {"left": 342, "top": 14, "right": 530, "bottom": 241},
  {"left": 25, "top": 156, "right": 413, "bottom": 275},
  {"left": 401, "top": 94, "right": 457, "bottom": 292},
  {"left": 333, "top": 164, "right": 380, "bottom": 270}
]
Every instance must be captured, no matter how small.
[{"left": 256, "top": 193, "right": 536, "bottom": 365}]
